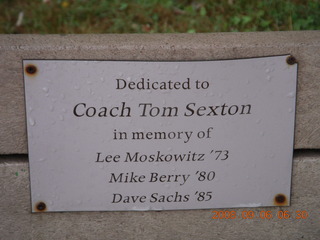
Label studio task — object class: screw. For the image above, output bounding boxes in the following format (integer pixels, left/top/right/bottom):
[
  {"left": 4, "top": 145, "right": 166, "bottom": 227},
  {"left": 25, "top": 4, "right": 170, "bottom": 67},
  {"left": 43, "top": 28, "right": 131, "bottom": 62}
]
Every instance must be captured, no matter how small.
[
  {"left": 36, "top": 202, "right": 47, "bottom": 211},
  {"left": 25, "top": 65, "right": 37, "bottom": 75},
  {"left": 286, "top": 55, "right": 297, "bottom": 65},
  {"left": 274, "top": 194, "right": 286, "bottom": 204}
]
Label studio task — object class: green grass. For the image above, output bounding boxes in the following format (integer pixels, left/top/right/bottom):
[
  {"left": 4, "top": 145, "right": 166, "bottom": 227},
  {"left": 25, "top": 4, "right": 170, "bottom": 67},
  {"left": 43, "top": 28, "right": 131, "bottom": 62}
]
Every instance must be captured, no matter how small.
[{"left": 0, "top": 0, "right": 319, "bottom": 33}]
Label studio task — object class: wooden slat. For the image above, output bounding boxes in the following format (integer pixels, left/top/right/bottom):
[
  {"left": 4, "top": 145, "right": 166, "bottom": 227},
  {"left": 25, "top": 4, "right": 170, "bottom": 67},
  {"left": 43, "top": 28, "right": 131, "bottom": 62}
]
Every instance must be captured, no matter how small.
[
  {"left": 0, "top": 32, "right": 320, "bottom": 153},
  {"left": 0, "top": 153, "right": 319, "bottom": 239}
]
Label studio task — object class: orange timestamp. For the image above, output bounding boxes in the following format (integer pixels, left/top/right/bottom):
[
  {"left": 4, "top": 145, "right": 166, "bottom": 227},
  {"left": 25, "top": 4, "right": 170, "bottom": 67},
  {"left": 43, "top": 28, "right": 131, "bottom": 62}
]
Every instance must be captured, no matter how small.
[{"left": 212, "top": 210, "right": 309, "bottom": 220}]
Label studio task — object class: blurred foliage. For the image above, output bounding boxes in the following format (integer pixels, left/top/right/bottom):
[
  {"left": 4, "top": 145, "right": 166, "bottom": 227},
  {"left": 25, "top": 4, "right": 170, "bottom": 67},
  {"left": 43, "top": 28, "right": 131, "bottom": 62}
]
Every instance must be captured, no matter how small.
[{"left": 0, "top": 0, "right": 319, "bottom": 33}]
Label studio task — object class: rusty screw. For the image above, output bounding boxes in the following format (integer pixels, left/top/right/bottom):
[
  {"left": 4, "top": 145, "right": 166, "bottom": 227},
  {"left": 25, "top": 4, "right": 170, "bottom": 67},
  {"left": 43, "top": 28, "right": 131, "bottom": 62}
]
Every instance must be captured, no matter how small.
[
  {"left": 25, "top": 65, "right": 37, "bottom": 75},
  {"left": 286, "top": 55, "right": 297, "bottom": 65},
  {"left": 274, "top": 194, "right": 286, "bottom": 204},
  {"left": 36, "top": 202, "right": 47, "bottom": 211}
]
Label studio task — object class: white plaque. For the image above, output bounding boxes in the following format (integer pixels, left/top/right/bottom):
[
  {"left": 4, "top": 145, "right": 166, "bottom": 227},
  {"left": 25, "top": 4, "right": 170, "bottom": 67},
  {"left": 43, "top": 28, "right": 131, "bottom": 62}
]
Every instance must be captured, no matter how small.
[{"left": 23, "top": 56, "right": 297, "bottom": 212}]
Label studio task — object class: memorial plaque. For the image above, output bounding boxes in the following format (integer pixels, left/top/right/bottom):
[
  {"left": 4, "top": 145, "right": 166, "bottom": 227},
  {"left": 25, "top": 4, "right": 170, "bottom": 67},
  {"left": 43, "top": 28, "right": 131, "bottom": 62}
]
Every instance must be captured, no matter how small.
[{"left": 23, "top": 56, "right": 297, "bottom": 212}]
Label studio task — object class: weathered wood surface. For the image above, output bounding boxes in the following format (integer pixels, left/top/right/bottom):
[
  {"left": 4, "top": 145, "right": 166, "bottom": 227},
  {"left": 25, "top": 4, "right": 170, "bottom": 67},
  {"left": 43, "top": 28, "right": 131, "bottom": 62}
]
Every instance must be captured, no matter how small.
[
  {"left": 0, "top": 32, "right": 320, "bottom": 153},
  {"left": 0, "top": 152, "right": 319, "bottom": 240}
]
